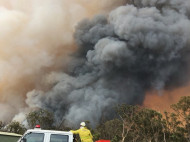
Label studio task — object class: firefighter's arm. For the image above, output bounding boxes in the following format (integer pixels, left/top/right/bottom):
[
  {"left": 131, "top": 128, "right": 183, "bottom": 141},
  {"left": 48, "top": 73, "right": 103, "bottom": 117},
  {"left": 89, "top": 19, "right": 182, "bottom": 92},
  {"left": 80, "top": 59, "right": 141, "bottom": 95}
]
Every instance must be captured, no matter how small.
[{"left": 70, "top": 129, "right": 80, "bottom": 134}]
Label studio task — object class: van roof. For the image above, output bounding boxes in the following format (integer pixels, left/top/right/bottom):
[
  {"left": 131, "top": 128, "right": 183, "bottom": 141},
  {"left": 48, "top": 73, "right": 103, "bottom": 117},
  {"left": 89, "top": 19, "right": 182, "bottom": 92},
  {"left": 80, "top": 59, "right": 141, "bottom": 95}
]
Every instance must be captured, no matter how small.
[
  {"left": 0, "top": 131, "right": 22, "bottom": 137},
  {"left": 26, "top": 129, "right": 73, "bottom": 135}
]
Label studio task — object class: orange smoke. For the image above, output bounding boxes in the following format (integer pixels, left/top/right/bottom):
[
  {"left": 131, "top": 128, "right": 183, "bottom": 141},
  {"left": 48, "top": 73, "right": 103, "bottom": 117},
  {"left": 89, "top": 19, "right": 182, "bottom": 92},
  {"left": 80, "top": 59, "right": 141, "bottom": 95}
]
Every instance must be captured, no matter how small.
[{"left": 143, "top": 85, "right": 190, "bottom": 113}]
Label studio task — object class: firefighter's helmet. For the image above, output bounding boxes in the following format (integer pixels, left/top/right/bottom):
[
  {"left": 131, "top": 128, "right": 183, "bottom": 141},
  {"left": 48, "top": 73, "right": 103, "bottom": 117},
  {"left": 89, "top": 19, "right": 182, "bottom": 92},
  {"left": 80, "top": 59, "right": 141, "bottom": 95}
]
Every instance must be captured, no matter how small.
[{"left": 80, "top": 122, "right": 86, "bottom": 127}]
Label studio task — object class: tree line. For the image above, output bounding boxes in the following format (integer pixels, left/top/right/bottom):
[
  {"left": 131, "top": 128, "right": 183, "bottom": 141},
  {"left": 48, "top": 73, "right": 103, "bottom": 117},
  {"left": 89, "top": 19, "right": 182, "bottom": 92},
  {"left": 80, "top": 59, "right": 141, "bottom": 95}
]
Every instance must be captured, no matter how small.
[{"left": 0, "top": 96, "right": 190, "bottom": 142}]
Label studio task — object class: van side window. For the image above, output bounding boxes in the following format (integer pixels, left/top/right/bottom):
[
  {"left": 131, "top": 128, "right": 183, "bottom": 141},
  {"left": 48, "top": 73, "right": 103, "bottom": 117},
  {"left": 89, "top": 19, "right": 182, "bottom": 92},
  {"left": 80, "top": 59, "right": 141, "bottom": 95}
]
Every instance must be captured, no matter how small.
[
  {"left": 50, "top": 134, "right": 68, "bottom": 142},
  {"left": 23, "top": 133, "right": 44, "bottom": 142}
]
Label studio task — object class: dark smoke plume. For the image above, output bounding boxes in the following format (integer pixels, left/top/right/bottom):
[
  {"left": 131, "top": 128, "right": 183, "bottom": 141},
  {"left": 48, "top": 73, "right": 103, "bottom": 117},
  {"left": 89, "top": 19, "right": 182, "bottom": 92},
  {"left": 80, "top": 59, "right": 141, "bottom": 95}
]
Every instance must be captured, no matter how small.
[
  {"left": 0, "top": 0, "right": 126, "bottom": 123},
  {"left": 26, "top": 0, "right": 190, "bottom": 127}
]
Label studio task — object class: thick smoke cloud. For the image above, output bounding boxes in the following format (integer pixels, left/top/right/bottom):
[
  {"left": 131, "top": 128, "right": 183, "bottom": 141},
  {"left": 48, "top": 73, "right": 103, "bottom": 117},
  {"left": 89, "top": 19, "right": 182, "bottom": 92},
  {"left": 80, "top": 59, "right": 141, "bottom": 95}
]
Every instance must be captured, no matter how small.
[
  {"left": 25, "top": 0, "right": 190, "bottom": 127},
  {"left": 0, "top": 0, "right": 126, "bottom": 123},
  {"left": 1, "top": 0, "right": 190, "bottom": 127}
]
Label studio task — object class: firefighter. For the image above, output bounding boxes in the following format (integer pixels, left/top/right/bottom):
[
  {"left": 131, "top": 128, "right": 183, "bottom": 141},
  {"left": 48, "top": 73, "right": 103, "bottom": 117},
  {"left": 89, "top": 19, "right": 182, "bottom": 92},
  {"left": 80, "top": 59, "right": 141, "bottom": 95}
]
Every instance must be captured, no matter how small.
[{"left": 70, "top": 122, "right": 93, "bottom": 142}]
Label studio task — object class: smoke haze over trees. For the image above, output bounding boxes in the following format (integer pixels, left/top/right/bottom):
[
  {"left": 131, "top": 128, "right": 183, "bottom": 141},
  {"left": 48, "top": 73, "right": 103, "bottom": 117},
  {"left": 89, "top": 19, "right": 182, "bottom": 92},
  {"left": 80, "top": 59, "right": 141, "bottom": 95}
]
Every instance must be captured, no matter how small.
[{"left": 1, "top": 96, "right": 190, "bottom": 141}]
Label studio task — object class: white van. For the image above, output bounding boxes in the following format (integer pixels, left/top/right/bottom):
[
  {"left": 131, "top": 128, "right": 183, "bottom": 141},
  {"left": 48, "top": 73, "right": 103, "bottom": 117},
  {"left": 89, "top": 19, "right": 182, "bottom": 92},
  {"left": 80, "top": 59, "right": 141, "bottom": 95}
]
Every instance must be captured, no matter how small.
[{"left": 17, "top": 128, "right": 74, "bottom": 142}]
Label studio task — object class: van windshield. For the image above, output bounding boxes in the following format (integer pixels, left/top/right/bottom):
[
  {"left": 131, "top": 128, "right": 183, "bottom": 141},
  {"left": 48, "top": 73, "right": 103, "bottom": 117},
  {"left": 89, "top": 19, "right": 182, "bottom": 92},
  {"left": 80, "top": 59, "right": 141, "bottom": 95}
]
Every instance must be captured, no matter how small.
[{"left": 23, "top": 133, "right": 44, "bottom": 142}]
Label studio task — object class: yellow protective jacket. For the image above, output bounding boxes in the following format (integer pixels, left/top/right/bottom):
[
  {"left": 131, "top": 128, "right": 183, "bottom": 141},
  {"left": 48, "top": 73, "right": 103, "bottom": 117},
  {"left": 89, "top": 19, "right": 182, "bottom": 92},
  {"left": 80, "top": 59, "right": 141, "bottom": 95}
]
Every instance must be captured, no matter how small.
[{"left": 71, "top": 127, "right": 93, "bottom": 142}]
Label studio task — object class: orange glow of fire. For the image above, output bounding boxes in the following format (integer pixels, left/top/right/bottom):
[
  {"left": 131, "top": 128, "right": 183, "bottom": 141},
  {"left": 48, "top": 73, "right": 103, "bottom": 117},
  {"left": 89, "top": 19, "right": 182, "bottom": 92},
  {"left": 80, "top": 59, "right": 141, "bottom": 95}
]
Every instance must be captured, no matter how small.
[{"left": 143, "top": 85, "right": 190, "bottom": 113}]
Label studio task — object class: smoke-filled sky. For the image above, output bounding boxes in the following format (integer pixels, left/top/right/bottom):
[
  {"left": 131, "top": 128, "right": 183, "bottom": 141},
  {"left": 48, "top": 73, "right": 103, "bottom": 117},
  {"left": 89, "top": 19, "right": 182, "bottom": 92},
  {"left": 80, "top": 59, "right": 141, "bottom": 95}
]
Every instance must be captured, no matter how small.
[
  {"left": 0, "top": 0, "right": 190, "bottom": 127},
  {"left": 0, "top": 0, "right": 127, "bottom": 124}
]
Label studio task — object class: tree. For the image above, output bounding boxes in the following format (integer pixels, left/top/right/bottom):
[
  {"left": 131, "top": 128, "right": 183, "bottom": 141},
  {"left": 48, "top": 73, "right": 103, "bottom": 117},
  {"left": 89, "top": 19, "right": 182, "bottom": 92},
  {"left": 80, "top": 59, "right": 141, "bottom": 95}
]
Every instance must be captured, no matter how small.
[
  {"left": 171, "top": 96, "right": 190, "bottom": 142},
  {"left": 94, "top": 119, "right": 122, "bottom": 142},
  {"left": 116, "top": 105, "right": 142, "bottom": 142},
  {"left": 89, "top": 97, "right": 190, "bottom": 142},
  {"left": 135, "top": 108, "right": 165, "bottom": 142},
  {"left": 0, "top": 121, "right": 5, "bottom": 130},
  {"left": 6, "top": 121, "right": 26, "bottom": 134},
  {"left": 116, "top": 105, "right": 166, "bottom": 142},
  {"left": 163, "top": 111, "right": 187, "bottom": 142},
  {"left": 26, "top": 109, "right": 54, "bottom": 129}
]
